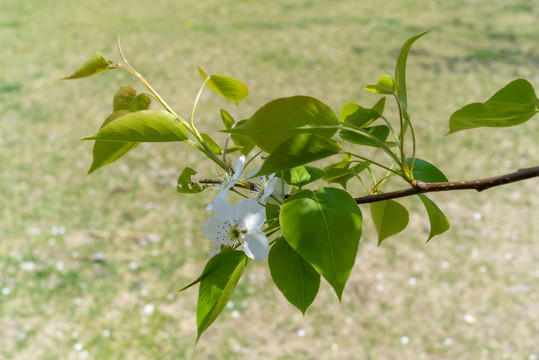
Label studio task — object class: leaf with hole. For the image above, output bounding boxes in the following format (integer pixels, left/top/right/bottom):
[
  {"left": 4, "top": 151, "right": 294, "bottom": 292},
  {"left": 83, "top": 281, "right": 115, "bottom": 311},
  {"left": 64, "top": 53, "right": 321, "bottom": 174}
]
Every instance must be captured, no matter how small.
[{"left": 177, "top": 167, "right": 205, "bottom": 194}]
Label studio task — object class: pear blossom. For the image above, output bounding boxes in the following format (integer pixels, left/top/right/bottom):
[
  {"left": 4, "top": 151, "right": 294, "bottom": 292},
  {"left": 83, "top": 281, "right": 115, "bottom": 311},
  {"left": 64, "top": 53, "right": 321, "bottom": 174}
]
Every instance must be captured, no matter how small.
[
  {"left": 249, "top": 171, "right": 289, "bottom": 204},
  {"left": 203, "top": 196, "right": 269, "bottom": 260},
  {"left": 207, "top": 155, "right": 246, "bottom": 211}
]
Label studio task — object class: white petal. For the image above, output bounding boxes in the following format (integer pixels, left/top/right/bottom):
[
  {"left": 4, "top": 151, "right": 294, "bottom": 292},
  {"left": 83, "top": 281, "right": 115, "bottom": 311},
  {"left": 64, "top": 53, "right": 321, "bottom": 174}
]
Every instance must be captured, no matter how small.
[
  {"left": 203, "top": 217, "right": 222, "bottom": 242},
  {"left": 259, "top": 177, "right": 278, "bottom": 203},
  {"left": 233, "top": 155, "right": 246, "bottom": 178},
  {"left": 246, "top": 165, "right": 261, "bottom": 179},
  {"left": 237, "top": 198, "right": 265, "bottom": 230},
  {"left": 209, "top": 241, "right": 221, "bottom": 257},
  {"left": 242, "top": 230, "right": 269, "bottom": 260},
  {"left": 268, "top": 179, "right": 289, "bottom": 204},
  {"left": 212, "top": 195, "right": 237, "bottom": 222}
]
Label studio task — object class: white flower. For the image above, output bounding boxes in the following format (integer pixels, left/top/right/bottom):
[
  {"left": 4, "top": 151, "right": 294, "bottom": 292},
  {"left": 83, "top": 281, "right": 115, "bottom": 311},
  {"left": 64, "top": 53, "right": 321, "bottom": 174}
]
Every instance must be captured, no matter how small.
[
  {"left": 248, "top": 169, "right": 289, "bottom": 204},
  {"left": 203, "top": 196, "right": 269, "bottom": 260},
  {"left": 207, "top": 155, "right": 246, "bottom": 211}
]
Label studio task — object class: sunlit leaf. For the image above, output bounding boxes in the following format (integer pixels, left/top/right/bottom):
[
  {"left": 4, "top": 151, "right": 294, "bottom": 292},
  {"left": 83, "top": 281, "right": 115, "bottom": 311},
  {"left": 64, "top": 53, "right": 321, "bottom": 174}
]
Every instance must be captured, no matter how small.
[
  {"left": 256, "top": 134, "right": 340, "bottom": 177},
  {"left": 280, "top": 188, "right": 362, "bottom": 300},
  {"left": 370, "top": 200, "right": 409, "bottom": 245},
  {"left": 82, "top": 110, "right": 188, "bottom": 142},
  {"left": 418, "top": 194, "right": 450, "bottom": 241},
  {"left": 220, "top": 109, "right": 235, "bottom": 130},
  {"left": 201, "top": 133, "right": 222, "bottom": 155},
  {"left": 340, "top": 125, "right": 390, "bottom": 148},
  {"left": 406, "top": 158, "right": 448, "bottom": 183},
  {"left": 448, "top": 79, "right": 538, "bottom": 134},
  {"left": 269, "top": 237, "right": 320, "bottom": 314},
  {"left": 198, "top": 67, "right": 248, "bottom": 104},
  {"left": 340, "top": 103, "right": 380, "bottom": 128},
  {"left": 229, "top": 120, "right": 256, "bottom": 155},
  {"left": 281, "top": 166, "right": 326, "bottom": 187},
  {"left": 366, "top": 75, "right": 395, "bottom": 95},
  {"left": 224, "top": 96, "right": 339, "bottom": 152},
  {"left": 177, "top": 167, "right": 205, "bottom": 194},
  {"left": 61, "top": 52, "right": 113, "bottom": 80}
]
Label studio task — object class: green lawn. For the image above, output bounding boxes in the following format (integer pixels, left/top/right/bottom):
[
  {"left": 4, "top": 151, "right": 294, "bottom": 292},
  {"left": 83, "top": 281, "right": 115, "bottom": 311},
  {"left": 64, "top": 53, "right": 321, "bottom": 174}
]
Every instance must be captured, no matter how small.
[{"left": 1, "top": 0, "right": 538, "bottom": 359}]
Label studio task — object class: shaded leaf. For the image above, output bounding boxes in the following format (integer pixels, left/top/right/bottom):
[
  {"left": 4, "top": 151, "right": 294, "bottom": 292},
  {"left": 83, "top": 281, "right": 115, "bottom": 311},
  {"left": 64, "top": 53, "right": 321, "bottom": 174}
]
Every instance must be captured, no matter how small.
[
  {"left": 280, "top": 188, "right": 362, "bottom": 300},
  {"left": 340, "top": 103, "right": 381, "bottom": 128},
  {"left": 224, "top": 96, "right": 339, "bottom": 152},
  {"left": 323, "top": 162, "right": 368, "bottom": 189},
  {"left": 268, "top": 237, "right": 320, "bottom": 314},
  {"left": 220, "top": 109, "right": 235, "bottom": 130},
  {"left": 370, "top": 200, "right": 409, "bottom": 245},
  {"left": 177, "top": 167, "right": 205, "bottom": 194},
  {"left": 418, "top": 194, "right": 450, "bottom": 241},
  {"left": 82, "top": 110, "right": 188, "bottom": 142},
  {"left": 198, "top": 67, "right": 248, "bottom": 104},
  {"left": 448, "top": 79, "right": 538, "bottom": 133},
  {"left": 201, "top": 133, "right": 222, "bottom": 155},
  {"left": 340, "top": 125, "right": 390, "bottom": 148},
  {"left": 256, "top": 134, "right": 340, "bottom": 177},
  {"left": 281, "top": 166, "right": 326, "bottom": 187},
  {"left": 61, "top": 52, "right": 113, "bottom": 80},
  {"left": 406, "top": 158, "right": 448, "bottom": 183},
  {"left": 229, "top": 120, "right": 256, "bottom": 156}
]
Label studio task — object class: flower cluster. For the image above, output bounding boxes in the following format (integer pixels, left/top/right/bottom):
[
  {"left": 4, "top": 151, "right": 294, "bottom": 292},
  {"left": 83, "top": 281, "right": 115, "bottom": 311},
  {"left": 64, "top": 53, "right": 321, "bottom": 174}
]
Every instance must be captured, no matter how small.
[{"left": 203, "top": 156, "right": 288, "bottom": 260}]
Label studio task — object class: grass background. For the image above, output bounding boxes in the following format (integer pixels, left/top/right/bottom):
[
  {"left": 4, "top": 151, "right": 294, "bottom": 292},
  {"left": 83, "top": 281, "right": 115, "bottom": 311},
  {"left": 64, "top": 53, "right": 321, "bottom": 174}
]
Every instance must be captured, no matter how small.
[{"left": 1, "top": 0, "right": 538, "bottom": 359}]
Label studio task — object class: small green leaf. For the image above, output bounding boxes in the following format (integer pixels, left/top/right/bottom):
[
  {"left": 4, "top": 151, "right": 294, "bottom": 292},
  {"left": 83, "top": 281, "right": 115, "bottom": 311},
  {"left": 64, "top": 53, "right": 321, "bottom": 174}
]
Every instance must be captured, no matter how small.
[
  {"left": 256, "top": 134, "right": 340, "bottom": 177},
  {"left": 280, "top": 188, "right": 362, "bottom": 301},
  {"left": 194, "top": 250, "right": 249, "bottom": 341},
  {"left": 220, "top": 109, "right": 235, "bottom": 130},
  {"left": 268, "top": 237, "right": 320, "bottom": 314},
  {"left": 112, "top": 85, "right": 152, "bottom": 112},
  {"left": 370, "top": 200, "right": 409, "bottom": 245},
  {"left": 340, "top": 103, "right": 381, "bottom": 128},
  {"left": 281, "top": 166, "right": 326, "bottom": 187},
  {"left": 372, "top": 97, "right": 387, "bottom": 116},
  {"left": 224, "top": 96, "right": 339, "bottom": 153},
  {"left": 366, "top": 75, "right": 395, "bottom": 95},
  {"left": 418, "top": 194, "right": 450, "bottom": 241},
  {"left": 61, "top": 52, "right": 113, "bottom": 80},
  {"left": 323, "top": 163, "right": 368, "bottom": 189},
  {"left": 406, "top": 158, "right": 448, "bottom": 183},
  {"left": 177, "top": 167, "right": 205, "bottom": 194},
  {"left": 229, "top": 120, "right": 256, "bottom": 156},
  {"left": 82, "top": 110, "right": 188, "bottom": 142},
  {"left": 198, "top": 67, "right": 248, "bottom": 104},
  {"left": 201, "top": 133, "right": 222, "bottom": 155},
  {"left": 448, "top": 79, "right": 538, "bottom": 133},
  {"left": 395, "top": 31, "right": 430, "bottom": 120},
  {"left": 340, "top": 125, "right": 390, "bottom": 148}
]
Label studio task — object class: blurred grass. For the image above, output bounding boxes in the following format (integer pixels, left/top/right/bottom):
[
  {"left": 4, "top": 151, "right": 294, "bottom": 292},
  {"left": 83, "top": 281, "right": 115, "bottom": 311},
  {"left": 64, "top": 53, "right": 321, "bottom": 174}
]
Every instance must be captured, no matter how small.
[{"left": 1, "top": 0, "right": 538, "bottom": 359}]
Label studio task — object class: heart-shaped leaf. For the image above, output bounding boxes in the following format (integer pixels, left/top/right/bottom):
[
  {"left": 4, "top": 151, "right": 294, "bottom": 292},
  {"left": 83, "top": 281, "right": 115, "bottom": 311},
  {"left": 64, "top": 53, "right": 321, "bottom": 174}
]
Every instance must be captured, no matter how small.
[
  {"left": 198, "top": 67, "right": 248, "bottom": 104},
  {"left": 406, "top": 158, "right": 448, "bottom": 183},
  {"left": 280, "top": 166, "right": 326, "bottom": 187},
  {"left": 366, "top": 75, "right": 395, "bottom": 95},
  {"left": 61, "top": 52, "right": 113, "bottom": 80},
  {"left": 370, "top": 200, "right": 409, "bottom": 245},
  {"left": 418, "top": 194, "right": 450, "bottom": 241},
  {"left": 280, "top": 187, "right": 362, "bottom": 300}
]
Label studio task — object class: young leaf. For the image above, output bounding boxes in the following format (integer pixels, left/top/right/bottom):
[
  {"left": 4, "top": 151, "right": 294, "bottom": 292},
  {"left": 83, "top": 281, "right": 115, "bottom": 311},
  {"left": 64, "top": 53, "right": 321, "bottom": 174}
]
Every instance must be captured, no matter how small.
[
  {"left": 229, "top": 120, "right": 256, "bottom": 155},
  {"left": 448, "top": 79, "right": 538, "bottom": 134},
  {"left": 323, "top": 163, "right": 368, "bottom": 189},
  {"left": 82, "top": 110, "right": 188, "bottom": 142},
  {"left": 340, "top": 103, "right": 381, "bottom": 128},
  {"left": 406, "top": 158, "right": 449, "bottom": 183},
  {"left": 198, "top": 67, "right": 249, "bottom": 104},
  {"left": 88, "top": 140, "right": 138, "bottom": 174},
  {"left": 417, "top": 194, "right": 450, "bottom": 241},
  {"left": 280, "top": 166, "right": 326, "bottom": 187},
  {"left": 395, "top": 31, "right": 430, "bottom": 119},
  {"left": 61, "top": 52, "right": 113, "bottom": 80},
  {"left": 255, "top": 133, "right": 340, "bottom": 177},
  {"left": 372, "top": 97, "right": 387, "bottom": 116},
  {"left": 365, "top": 75, "right": 395, "bottom": 95},
  {"left": 177, "top": 167, "right": 205, "bottom": 194},
  {"left": 370, "top": 200, "right": 409, "bottom": 245},
  {"left": 201, "top": 133, "right": 222, "bottom": 155},
  {"left": 194, "top": 250, "right": 249, "bottom": 341},
  {"left": 268, "top": 237, "right": 320, "bottom": 314},
  {"left": 224, "top": 96, "right": 339, "bottom": 152},
  {"left": 339, "top": 125, "right": 390, "bottom": 148},
  {"left": 220, "top": 109, "right": 235, "bottom": 130},
  {"left": 280, "top": 188, "right": 363, "bottom": 301}
]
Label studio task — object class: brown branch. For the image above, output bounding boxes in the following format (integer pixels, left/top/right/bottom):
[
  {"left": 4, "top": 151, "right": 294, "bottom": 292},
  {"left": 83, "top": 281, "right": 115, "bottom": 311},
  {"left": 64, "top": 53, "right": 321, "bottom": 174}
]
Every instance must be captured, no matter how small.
[{"left": 354, "top": 166, "right": 539, "bottom": 204}]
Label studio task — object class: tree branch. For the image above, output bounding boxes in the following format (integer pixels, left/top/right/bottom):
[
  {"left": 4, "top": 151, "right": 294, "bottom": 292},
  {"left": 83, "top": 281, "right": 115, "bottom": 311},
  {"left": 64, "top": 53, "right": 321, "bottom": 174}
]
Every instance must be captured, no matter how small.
[{"left": 354, "top": 166, "right": 539, "bottom": 204}]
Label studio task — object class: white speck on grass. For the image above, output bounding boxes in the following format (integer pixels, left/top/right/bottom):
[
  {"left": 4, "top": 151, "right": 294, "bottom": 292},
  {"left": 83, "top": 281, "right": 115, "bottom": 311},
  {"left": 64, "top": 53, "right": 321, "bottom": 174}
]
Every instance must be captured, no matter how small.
[
  {"left": 102, "top": 330, "right": 110, "bottom": 338},
  {"left": 231, "top": 310, "right": 240, "bottom": 319},
  {"left": 296, "top": 329, "right": 306, "bottom": 337},
  {"left": 441, "top": 261, "right": 450, "bottom": 269},
  {"left": 534, "top": 270, "right": 539, "bottom": 278},
  {"left": 376, "top": 284, "right": 384, "bottom": 292},
  {"left": 151, "top": 249, "right": 159, "bottom": 257},
  {"left": 479, "top": 265, "right": 487, "bottom": 273},
  {"left": 505, "top": 252, "right": 513, "bottom": 260},
  {"left": 71, "top": 251, "right": 79, "bottom": 259},
  {"left": 161, "top": 331, "right": 170, "bottom": 339},
  {"left": 444, "top": 338, "right": 453, "bottom": 346},
  {"left": 140, "top": 288, "right": 148, "bottom": 297},
  {"left": 226, "top": 301, "right": 234, "bottom": 309},
  {"left": 528, "top": 354, "right": 537, "bottom": 360},
  {"left": 55, "top": 331, "right": 63, "bottom": 338},
  {"left": 248, "top": 273, "right": 256, "bottom": 280},
  {"left": 471, "top": 249, "right": 479, "bottom": 259},
  {"left": 400, "top": 336, "right": 410, "bottom": 345},
  {"left": 408, "top": 277, "right": 417, "bottom": 286},
  {"left": 72, "top": 331, "right": 80, "bottom": 339},
  {"left": 417, "top": 252, "right": 425, "bottom": 260},
  {"left": 80, "top": 350, "right": 89, "bottom": 359},
  {"left": 375, "top": 273, "right": 384, "bottom": 280},
  {"left": 20, "top": 261, "right": 36, "bottom": 272},
  {"left": 2, "top": 287, "right": 10, "bottom": 296},
  {"left": 128, "top": 262, "right": 139, "bottom": 270},
  {"left": 19, "top": 332, "right": 27, "bottom": 340},
  {"left": 56, "top": 261, "right": 64, "bottom": 271},
  {"left": 48, "top": 238, "right": 56, "bottom": 246},
  {"left": 473, "top": 212, "right": 482, "bottom": 221},
  {"left": 345, "top": 316, "right": 353, "bottom": 324},
  {"left": 464, "top": 314, "right": 476, "bottom": 324},
  {"left": 74, "top": 343, "right": 83, "bottom": 351},
  {"left": 141, "top": 304, "right": 155, "bottom": 317},
  {"left": 331, "top": 343, "right": 339, "bottom": 351},
  {"left": 167, "top": 293, "right": 175, "bottom": 301}
]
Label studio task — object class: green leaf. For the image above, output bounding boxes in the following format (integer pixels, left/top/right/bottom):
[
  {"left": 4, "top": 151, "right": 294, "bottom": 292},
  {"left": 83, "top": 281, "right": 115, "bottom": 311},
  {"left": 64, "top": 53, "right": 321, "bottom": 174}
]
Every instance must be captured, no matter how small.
[
  {"left": 61, "top": 52, "right": 113, "bottom": 80},
  {"left": 448, "top": 79, "right": 538, "bottom": 134},
  {"left": 280, "top": 187, "right": 362, "bottom": 300},
  {"left": 82, "top": 110, "right": 188, "bottom": 142},
  {"left": 198, "top": 67, "right": 248, "bottom": 104},
  {"left": 281, "top": 166, "right": 326, "bottom": 187},
  {"left": 395, "top": 31, "right": 430, "bottom": 119},
  {"left": 112, "top": 85, "right": 152, "bottom": 112},
  {"left": 323, "top": 163, "right": 368, "bottom": 189},
  {"left": 370, "top": 200, "right": 409, "bottom": 245},
  {"left": 372, "top": 97, "right": 387, "bottom": 116},
  {"left": 201, "top": 133, "right": 222, "bottom": 155},
  {"left": 224, "top": 96, "right": 339, "bottom": 153},
  {"left": 256, "top": 133, "right": 340, "bottom": 177},
  {"left": 340, "top": 103, "right": 381, "bottom": 128},
  {"left": 406, "top": 158, "right": 448, "bottom": 183},
  {"left": 177, "top": 167, "right": 205, "bottom": 194},
  {"left": 340, "top": 125, "right": 390, "bottom": 148},
  {"left": 365, "top": 75, "right": 395, "bottom": 95},
  {"left": 418, "top": 194, "right": 450, "bottom": 242},
  {"left": 220, "top": 109, "right": 235, "bottom": 130},
  {"left": 229, "top": 120, "right": 256, "bottom": 156},
  {"left": 194, "top": 250, "right": 249, "bottom": 342},
  {"left": 268, "top": 237, "right": 320, "bottom": 314}
]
